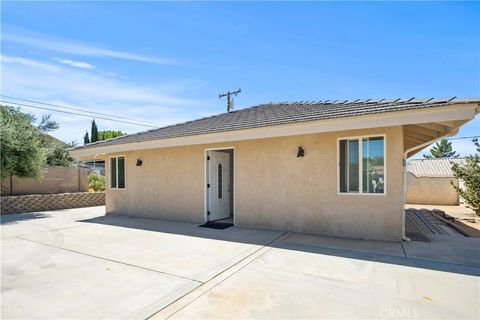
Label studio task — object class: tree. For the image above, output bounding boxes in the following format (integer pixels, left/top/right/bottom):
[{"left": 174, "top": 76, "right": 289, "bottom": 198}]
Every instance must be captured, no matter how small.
[
  {"left": 84, "top": 131, "right": 90, "bottom": 144},
  {"left": 44, "top": 139, "right": 76, "bottom": 167},
  {"left": 423, "top": 139, "right": 459, "bottom": 158},
  {"left": 36, "top": 117, "right": 76, "bottom": 167},
  {"left": 37, "top": 114, "right": 59, "bottom": 132},
  {"left": 451, "top": 138, "right": 480, "bottom": 216},
  {"left": 45, "top": 144, "right": 74, "bottom": 166},
  {"left": 0, "top": 106, "right": 46, "bottom": 179},
  {"left": 90, "top": 119, "right": 99, "bottom": 143},
  {"left": 98, "top": 130, "right": 126, "bottom": 141}
]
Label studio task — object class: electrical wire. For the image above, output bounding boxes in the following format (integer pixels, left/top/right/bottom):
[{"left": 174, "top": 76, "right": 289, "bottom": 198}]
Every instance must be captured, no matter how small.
[
  {"left": 0, "top": 95, "right": 160, "bottom": 126},
  {"left": 445, "top": 135, "right": 479, "bottom": 141},
  {"left": 0, "top": 100, "right": 158, "bottom": 128},
  {"left": 1, "top": 96, "right": 478, "bottom": 138}
]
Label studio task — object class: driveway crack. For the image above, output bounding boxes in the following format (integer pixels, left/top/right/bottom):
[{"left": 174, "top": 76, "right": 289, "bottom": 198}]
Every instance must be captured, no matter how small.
[{"left": 16, "top": 236, "right": 203, "bottom": 284}]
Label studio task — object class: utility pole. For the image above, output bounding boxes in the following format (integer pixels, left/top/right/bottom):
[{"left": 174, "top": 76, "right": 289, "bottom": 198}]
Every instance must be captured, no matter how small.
[{"left": 219, "top": 88, "right": 241, "bottom": 113}]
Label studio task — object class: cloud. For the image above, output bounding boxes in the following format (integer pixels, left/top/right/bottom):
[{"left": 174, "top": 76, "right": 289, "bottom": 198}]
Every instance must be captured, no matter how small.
[
  {"left": 2, "top": 28, "right": 175, "bottom": 65},
  {"left": 1, "top": 55, "right": 208, "bottom": 144},
  {"left": 53, "top": 57, "right": 95, "bottom": 69},
  {"left": 1, "top": 55, "right": 60, "bottom": 71}
]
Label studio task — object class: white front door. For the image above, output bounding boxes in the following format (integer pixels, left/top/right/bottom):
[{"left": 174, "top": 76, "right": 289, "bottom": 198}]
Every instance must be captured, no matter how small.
[{"left": 207, "top": 151, "right": 231, "bottom": 221}]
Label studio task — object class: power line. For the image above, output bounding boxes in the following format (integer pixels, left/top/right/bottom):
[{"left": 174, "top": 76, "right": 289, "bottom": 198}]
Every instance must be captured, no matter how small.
[
  {"left": 0, "top": 95, "right": 160, "bottom": 126},
  {"left": 446, "top": 136, "right": 479, "bottom": 141},
  {"left": 2, "top": 97, "right": 477, "bottom": 137},
  {"left": 0, "top": 100, "right": 158, "bottom": 128}
]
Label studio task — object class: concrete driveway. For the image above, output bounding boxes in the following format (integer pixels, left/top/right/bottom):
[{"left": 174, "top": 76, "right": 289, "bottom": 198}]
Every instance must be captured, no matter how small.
[{"left": 1, "top": 206, "right": 479, "bottom": 319}]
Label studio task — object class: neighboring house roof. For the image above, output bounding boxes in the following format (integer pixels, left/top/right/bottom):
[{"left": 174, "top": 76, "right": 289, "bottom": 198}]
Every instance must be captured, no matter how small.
[
  {"left": 407, "top": 158, "right": 465, "bottom": 177},
  {"left": 72, "top": 97, "right": 480, "bottom": 152}
]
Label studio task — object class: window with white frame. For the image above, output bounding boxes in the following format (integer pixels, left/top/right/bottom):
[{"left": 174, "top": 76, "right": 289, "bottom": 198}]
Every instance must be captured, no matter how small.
[
  {"left": 339, "top": 136, "right": 385, "bottom": 194},
  {"left": 110, "top": 156, "right": 125, "bottom": 189}
]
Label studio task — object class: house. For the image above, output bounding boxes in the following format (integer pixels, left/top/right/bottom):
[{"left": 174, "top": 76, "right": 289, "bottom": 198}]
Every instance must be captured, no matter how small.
[
  {"left": 70, "top": 98, "right": 479, "bottom": 241},
  {"left": 407, "top": 158, "right": 466, "bottom": 205}
]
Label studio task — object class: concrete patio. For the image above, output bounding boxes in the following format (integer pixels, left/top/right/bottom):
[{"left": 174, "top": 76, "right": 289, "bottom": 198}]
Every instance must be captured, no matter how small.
[{"left": 1, "top": 206, "right": 479, "bottom": 319}]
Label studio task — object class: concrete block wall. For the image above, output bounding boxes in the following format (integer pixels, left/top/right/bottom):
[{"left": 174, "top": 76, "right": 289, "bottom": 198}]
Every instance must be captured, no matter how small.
[
  {"left": 1, "top": 166, "right": 89, "bottom": 196},
  {"left": 1, "top": 192, "right": 105, "bottom": 215},
  {"left": 406, "top": 173, "right": 459, "bottom": 205}
]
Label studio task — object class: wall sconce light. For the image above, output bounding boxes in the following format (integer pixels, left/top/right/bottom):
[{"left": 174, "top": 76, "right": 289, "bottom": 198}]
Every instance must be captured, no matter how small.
[
  {"left": 297, "top": 147, "right": 305, "bottom": 157},
  {"left": 136, "top": 159, "right": 143, "bottom": 166}
]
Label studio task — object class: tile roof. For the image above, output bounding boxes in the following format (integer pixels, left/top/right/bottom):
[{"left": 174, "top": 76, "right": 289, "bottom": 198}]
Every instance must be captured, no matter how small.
[
  {"left": 73, "top": 97, "right": 480, "bottom": 150},
  {"left": 407, "top": 158, "right": 466, "bottom": 177}
]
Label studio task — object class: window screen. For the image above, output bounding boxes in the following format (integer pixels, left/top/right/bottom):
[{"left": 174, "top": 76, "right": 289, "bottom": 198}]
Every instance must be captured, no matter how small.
[
  {"left": 118, "top": 157, "right": 125, "bottom": 189},
  {"left": 348, "top": 140, "right": 359, "bottom": 192},
  {"left": 110, "top": 156, "right": 125, "bottom": 189},
  {"left": 339, "top": 139, "right": 359, "bottom": 193},
  {"left": 110, "top": 157, "right": 117, "bottom": 188}
]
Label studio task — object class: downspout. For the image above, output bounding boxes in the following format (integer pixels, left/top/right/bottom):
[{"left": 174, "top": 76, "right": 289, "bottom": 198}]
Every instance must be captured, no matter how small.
[{"left": 401, "top": 129, "right": 458, "bottom": 241}]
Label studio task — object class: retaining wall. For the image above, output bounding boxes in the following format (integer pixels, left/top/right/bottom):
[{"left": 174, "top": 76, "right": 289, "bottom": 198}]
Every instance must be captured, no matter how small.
[{"left": 1, "top": 192, "right": 105, "bottom": 215}]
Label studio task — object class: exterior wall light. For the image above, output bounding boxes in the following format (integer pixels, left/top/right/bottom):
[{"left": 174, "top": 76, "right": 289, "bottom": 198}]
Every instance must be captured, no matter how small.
[
  {"left": 297, "top": 147, "right": 305, "bottom": 157},
  {"left": 136, "top": 159, "right": 143, "bottom": 166}
]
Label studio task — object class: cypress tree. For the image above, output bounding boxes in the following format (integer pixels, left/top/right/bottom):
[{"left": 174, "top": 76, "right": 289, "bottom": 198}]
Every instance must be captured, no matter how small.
[
  {"left": 83, "top": 131, "right": 90, "bottom": 144},
  {"left": 91, "top": 119, "right": 99, "bottom": 143}
]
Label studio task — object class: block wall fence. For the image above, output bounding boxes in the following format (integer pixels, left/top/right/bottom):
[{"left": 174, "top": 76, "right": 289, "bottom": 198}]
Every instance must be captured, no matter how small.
[{"left": 1, "top": 192, "right": 105, "bottom": 215}]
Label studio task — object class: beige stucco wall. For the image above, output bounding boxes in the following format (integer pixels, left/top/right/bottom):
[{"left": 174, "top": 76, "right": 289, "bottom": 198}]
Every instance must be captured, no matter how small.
[
  {"left": 1, "top": 166, "right": 88, "bottom": 196},
  {"left": 406, "top": 173, "right": 459, "bottom": 205},
  {"left": 105, "top": 125, "right": 404, "bottom": 241}
]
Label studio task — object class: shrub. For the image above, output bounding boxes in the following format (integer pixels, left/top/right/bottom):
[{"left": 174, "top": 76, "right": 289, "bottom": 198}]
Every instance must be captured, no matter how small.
[
  {"left": 88, "top": 172, "right": 105, "bottom": 192},
  {"left": 451, "top": 138, "right": 480, "bottom": 216}
]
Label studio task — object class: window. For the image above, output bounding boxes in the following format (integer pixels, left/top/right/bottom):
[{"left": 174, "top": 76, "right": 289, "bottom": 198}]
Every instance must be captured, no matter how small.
[
  {"left": 110, "top": 156, "right": 126, "bottom": 189},
  {"left": 218, "top": 163, "right": 223, "bottom": 199},
  {"left": 339, "top": 136, "right": 385, "bottom": 194}
]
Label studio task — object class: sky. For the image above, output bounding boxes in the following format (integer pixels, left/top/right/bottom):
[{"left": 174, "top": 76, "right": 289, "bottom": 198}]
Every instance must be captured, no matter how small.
[{"left": 1, "top": 1, "right": 479, "bottom": 157}]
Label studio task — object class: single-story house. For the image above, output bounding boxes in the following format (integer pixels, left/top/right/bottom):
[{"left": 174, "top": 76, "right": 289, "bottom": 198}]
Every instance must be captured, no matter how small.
[
  {"left": 71, "top": 97, "right": 479, "bottom": 241},
  {"left": 407, "top": 158, "right": 465, "bottom": 205}
]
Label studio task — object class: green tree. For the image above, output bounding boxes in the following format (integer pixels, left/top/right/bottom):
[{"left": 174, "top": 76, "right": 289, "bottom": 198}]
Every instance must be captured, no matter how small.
[
  {"left": 37, "top": 114, "right": 59, "bottom": 132},
  {"left": 44, "top": 139, "right": 76, "bottom": 167},
  {"left": 0, "top": 106, "right": 46, "bottom": 179},
  {"left": 451, "top": 138, "right": 480, "bottom": 216},
  {"left": 423, "top": 139, "right": 459, "bottom": 158},
  {"left": 83, "top": 131, "right": 90, "bottom": 144},
  {"left": 36, "top": 116, "right": 75, "bottom": 167},
  {"left": 90, "top": 119, "right": 99, "bottom": 143},
  {"left": 98, "top": 130, "right": 126, "bottom": 141}
]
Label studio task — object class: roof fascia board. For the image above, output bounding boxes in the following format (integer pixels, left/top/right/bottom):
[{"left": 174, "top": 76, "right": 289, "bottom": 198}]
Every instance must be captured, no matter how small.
[{"left": 71, "top": 104, "right": 477, "bottom": 157}]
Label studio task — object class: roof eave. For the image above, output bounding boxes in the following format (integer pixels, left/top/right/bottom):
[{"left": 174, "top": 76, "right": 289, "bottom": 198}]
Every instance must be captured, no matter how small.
[{"left": 70, "top": 103, "right": 478, "bottom": 158}]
